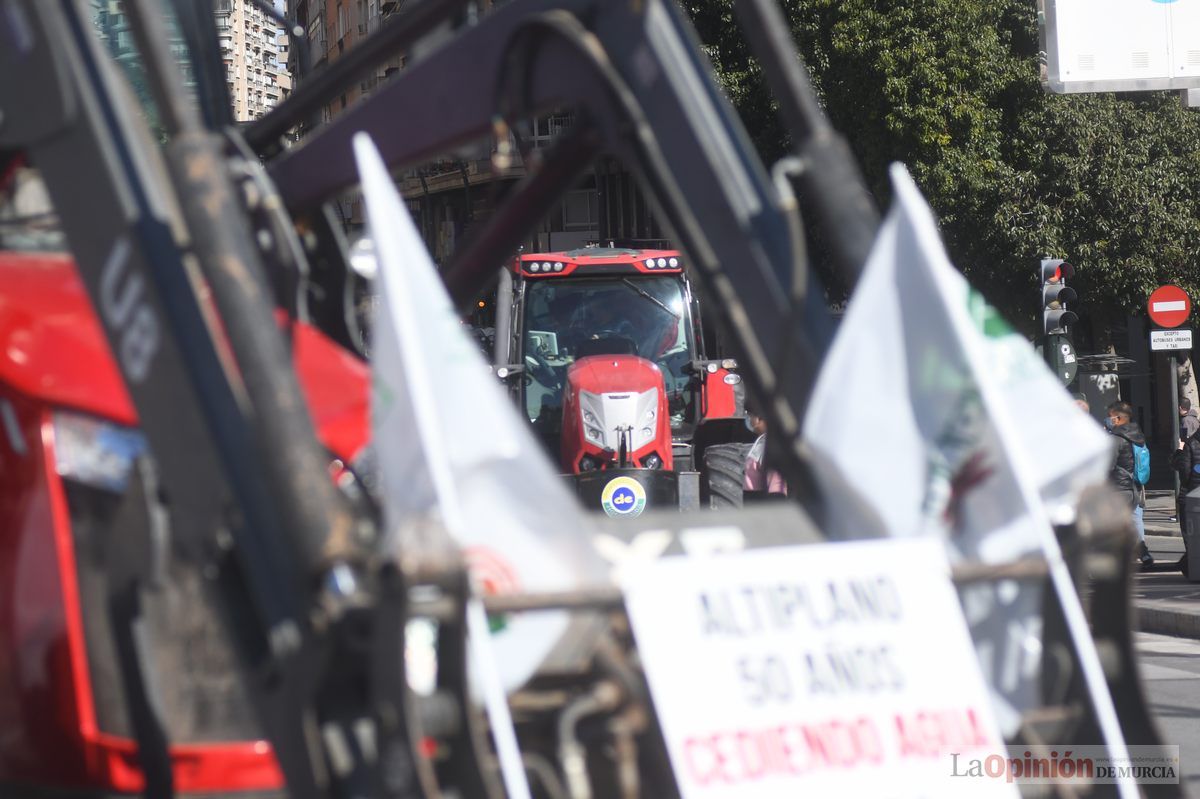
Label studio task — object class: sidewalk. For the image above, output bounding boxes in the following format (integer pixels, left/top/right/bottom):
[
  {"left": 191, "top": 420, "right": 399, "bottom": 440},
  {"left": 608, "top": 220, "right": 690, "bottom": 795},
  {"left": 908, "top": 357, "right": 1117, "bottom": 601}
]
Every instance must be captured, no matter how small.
[
  {"left": 1134, "top": 483, "right": 1200, "bottom": 640},
  {"left": 1109, "top": 490, "right": 1200, "bottom": 638},
  {"left": 1136, "top": 534, "right": 1200, "bottom": 638},
  {"left": 1142, "top": 489, "right": 1181, "bottom": 538}
]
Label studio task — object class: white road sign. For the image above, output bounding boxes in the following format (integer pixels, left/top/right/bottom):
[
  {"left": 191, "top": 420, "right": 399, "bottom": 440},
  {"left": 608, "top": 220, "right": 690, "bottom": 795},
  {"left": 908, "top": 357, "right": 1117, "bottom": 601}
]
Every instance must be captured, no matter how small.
[
  {"left": 1042, "top": 0, "right": 1200, "bottom": 93},
  {"left": 621, "top": 539, "right": 1016, "bottom": 798},
  {"left": 1151, "top": 329, "right": 1193, "bottom": 351}
]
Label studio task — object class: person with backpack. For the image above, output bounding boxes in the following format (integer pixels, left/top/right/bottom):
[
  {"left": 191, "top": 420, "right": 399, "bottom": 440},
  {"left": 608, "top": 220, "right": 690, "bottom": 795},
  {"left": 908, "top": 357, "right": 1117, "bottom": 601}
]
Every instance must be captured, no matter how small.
[{"left": 1105, "top": 401, "right": 1152, "bottom": 568}]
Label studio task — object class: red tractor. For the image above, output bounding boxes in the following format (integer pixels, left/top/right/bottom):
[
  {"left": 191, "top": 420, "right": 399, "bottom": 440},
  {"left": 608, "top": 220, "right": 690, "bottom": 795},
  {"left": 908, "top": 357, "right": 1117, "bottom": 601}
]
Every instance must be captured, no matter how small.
[
  {"left": 0, "top": 251, "right": 369, "bottom": 798},
  {"left": 492, "top": 247, "right": 757, "bottom": 515}
]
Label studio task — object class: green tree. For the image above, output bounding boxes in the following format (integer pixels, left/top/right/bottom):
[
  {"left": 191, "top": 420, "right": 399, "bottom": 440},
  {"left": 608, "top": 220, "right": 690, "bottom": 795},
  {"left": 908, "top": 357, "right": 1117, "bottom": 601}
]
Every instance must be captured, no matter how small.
[{"left": 685, "top": 0, "right": 1200, "bottom": 338}]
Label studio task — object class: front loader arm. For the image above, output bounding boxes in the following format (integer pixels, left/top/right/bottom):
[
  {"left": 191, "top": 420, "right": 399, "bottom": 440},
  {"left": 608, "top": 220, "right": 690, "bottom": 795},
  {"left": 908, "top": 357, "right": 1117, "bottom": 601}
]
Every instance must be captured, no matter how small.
[
  {"left": 0, "top": 2, "right": 430, "bottom": 797},
  {"left": 265, "top": 0, "right": 851, "bottom": 512}
]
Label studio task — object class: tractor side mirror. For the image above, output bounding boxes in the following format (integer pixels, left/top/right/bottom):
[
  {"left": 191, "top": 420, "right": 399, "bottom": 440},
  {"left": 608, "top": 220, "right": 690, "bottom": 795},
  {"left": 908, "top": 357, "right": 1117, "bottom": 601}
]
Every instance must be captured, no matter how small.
[
  {"left": 686, "top": 358, "right": 738, "bottom": 375},
  {"left": 492, "top": 364, "right": 525, "bottom": 381}
]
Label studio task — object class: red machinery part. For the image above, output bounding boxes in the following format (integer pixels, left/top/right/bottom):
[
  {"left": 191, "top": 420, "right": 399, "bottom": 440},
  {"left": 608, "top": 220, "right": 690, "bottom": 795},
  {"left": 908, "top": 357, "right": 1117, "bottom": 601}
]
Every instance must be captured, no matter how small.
[
  {"left": 0, "top": 252, "right": 369, "bottom": 459},
  {"left": 560, "top": 354, "right": 673, "bottom": 473},
  {"left": 516, "top": 248, "right": 683, "bottom": 278},
  {"left": 0, "top": 251, "right": 369, "bottom": 795},
  {"left": 702, "top": 366, "right": 740, "bottom": 420}
]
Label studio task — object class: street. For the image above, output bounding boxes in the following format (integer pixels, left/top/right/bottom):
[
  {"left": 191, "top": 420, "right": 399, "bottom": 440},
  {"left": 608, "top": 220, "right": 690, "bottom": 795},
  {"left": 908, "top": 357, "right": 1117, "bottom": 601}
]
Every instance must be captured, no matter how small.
[
  {"left": 1135, "top": 528, "right": 1200, "bottom": 790},
  {"left": 1137, "top": 632, "right": 1200, "bottom": 791},
  {"left": 7, "top": 1, "right": 1200, "bottom": 796}
]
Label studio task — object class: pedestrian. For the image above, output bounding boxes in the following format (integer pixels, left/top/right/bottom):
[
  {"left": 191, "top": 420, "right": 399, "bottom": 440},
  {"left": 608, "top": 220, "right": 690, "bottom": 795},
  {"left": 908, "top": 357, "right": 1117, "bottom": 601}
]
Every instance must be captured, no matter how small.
[
  {"left": 1181, "top": 399, "right": 1200, "bottom": 442},
  {"left": 1171, "top": 415, "right": 1200, "bottom": 576},
  {"left": 1170, "top": 399, "right": 1200, "bottom": 525},
  {"left": 743, "top": 412, "right": 786, "bottom": 496},
  {"left": 1105, "top": 401, "right": 1153, "bottom": 568}
]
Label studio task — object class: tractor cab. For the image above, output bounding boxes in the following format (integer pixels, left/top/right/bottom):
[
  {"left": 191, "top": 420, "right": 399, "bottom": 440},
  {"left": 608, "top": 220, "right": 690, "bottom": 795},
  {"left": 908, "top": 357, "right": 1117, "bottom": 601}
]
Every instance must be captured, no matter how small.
[
  {"left": 517, "top": 250, "right": 696, "bottom": 446},
  {"left": 495, "top": 247, "right": 751, "bottom": 514}
]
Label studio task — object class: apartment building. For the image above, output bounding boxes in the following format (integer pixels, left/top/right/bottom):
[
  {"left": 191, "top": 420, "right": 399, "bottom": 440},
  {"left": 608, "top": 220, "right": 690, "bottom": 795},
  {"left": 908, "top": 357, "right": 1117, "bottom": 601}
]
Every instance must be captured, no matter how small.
[
  {"left": 276, "top": 30, "right": 294, "bottom": 104},
  {"left": 215, "top": 0, "right": 289, "bottom": 122},
  {"left": 288, "top": 0, "right": 402, "bottom": 122}
]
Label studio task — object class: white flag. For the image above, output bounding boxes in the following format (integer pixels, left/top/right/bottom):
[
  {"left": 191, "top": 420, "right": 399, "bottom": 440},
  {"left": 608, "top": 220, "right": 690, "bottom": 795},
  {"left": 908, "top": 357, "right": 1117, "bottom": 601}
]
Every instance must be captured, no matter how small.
[
  {"left": 804, "top": 165, "right": 1119, "bottom": 746},
  {"left": 354, "top": 133, "right": 607, "bottom": 692}
]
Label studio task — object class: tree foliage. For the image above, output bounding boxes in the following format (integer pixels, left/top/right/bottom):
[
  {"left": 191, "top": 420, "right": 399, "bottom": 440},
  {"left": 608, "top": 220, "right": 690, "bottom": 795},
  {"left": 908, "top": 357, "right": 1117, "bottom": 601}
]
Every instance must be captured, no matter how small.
[{"left": 685, "top": 0, "right": 1200, "bottom": 336}]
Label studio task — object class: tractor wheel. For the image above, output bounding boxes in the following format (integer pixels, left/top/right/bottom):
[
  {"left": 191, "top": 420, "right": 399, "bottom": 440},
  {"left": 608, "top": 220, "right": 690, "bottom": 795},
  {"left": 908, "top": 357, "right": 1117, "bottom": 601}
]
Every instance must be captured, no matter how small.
[{"left": 701, "top": 442, "right": 753, "bottom": 509}]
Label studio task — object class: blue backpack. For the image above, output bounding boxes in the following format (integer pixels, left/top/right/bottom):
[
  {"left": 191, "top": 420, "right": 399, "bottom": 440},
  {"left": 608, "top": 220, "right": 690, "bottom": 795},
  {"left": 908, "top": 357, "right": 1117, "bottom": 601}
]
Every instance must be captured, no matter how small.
[{"left": 1132, "top": 442, "right": 1150, "bottom": 485}]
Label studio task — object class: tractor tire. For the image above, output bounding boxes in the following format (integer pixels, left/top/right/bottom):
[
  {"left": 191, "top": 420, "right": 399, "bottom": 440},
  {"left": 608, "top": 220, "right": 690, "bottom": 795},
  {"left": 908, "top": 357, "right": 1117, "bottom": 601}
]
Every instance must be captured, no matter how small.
[{"left": 701, "top": 442, "right": 753, "bottom": 509}]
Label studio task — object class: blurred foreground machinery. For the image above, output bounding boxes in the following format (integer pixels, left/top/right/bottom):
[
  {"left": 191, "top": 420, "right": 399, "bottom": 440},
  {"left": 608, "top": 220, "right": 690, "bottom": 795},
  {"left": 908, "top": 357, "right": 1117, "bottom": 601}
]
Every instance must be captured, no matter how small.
[{"left": 0, "top": 0, "right": 1174, "bottom": 797}]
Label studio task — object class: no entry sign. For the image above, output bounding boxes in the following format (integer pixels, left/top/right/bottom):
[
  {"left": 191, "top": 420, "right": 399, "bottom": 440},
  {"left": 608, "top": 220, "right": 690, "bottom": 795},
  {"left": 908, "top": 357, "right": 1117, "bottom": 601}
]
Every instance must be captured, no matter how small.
[{"left": 1148, "top": 285, "right": 1191, "bottom": 328}]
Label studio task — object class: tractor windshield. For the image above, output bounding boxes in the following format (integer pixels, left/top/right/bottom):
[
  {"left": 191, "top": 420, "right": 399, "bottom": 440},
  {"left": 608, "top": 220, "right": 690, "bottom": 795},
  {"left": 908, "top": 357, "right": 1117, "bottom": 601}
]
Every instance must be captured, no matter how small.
[{"left": 521, "top": 275, "right": 697, "bottom": 438}]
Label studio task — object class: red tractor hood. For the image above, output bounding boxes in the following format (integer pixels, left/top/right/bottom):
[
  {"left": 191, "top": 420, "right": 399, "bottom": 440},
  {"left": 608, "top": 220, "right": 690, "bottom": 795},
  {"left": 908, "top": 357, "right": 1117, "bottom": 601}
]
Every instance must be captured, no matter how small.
[
  {"left": 567, "top": 354, "right": 664, "bottom": 395},
  {"left": 560, "top": 354, "right": 673, "bottom": 472},
  {"left": 0, "top": 251, "right": 368, "bottom": 459}
]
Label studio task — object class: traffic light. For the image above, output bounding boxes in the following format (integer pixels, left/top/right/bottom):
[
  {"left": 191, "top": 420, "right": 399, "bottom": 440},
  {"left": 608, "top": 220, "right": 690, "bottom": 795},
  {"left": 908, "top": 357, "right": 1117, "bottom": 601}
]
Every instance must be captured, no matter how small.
[
  {"left": 1039, "top": 258, "right": 1079, "bottom": 385},
  {"left": 1040, "top": 258, "right": 1077, "bottom": 335}
]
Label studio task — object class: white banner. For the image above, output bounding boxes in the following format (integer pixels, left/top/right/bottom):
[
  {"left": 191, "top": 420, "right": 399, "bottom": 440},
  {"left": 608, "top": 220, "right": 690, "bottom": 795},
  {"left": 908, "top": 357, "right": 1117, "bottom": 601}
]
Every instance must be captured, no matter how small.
[
  {"left": 803, "top": 165, "right": 1122, "bottom": 763},
  {"left": 354, "top": 133, "right": 607, "bottom": 692},
  {"left": 622, "top": 539, "right": 1017, "bottom": 799}
]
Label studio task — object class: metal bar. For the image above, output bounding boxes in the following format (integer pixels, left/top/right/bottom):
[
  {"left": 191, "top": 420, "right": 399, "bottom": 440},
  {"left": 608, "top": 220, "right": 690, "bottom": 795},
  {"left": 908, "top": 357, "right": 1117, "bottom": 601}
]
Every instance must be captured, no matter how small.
[
  {"left": 1172, "top": 353, "right": 1181, "bottom": 499},
  {"left": 265, "top": 0, "right": 838, "bottom": 512},
  {"left": 23, "top": 0, "right": 307, "bottom": 639},
  {"left": 950, "top": 558, "right": 1051, "bottom": 585},
  {"left": 733, "top": 0, "right": 879, "bottom": 288},
  {"left": 3, "top": 2, "right": 335, "bottom": 793},
  {"left": 435, "top": 576, "right": 507, "bottom": 799},
  {"left": 730, "top": 0, "right": 828, "bottom": 141},
  {"left": 244, "top": 0, "right": 470, "bottom": 150},
  {"left": 57, "top": 3, "right": 425, "bottom": 796},
  {"left": 483, "top": 587, "right": 626, "bottom": 614},
  {"left": 492, "top": 266, "right": 514, "bottom": 365},
  {"left": 476, "top": 556, "right": 1052, "bottom": 615},
  {"left": 124, "top": 0, "right": 350, "bottom": 579},
  {"left": 442, "top": 124, "right": 601, "bottom": 307},
  {"left": 170, "top": 0, "right": 234, "bottom": 130},
  {"left": 124, "top": 0, "right": 188, "bottom": 135},
  {"left": 266, "top": 2, "right": 608, "bottom": 211}
]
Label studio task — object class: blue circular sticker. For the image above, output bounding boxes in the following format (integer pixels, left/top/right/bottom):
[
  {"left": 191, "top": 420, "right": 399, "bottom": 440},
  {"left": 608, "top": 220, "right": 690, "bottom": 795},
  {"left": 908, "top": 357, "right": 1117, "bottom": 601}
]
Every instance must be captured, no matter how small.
[{"left": 601, "top": 476, "right": 648, "bottom": 518}]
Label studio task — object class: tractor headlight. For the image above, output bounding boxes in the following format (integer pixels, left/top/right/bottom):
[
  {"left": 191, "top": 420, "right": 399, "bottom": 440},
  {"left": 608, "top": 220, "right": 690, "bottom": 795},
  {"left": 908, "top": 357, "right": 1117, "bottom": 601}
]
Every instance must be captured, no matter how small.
[
  {"left": 53, "top": 411, "right": 147, "bottom": 493},
  {"left": 644, "top": 453, "right": 663, "bottom": 470},
  {"left": 581, "top": 392, "right": 606, "bottom": 447}
]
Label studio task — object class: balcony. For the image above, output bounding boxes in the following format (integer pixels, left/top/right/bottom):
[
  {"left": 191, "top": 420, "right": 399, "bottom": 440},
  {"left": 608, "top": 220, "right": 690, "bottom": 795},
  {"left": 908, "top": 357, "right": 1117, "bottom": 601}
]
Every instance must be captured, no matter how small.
[{"left": 400, "top": 156, "right": 526, "bottom": 197}]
